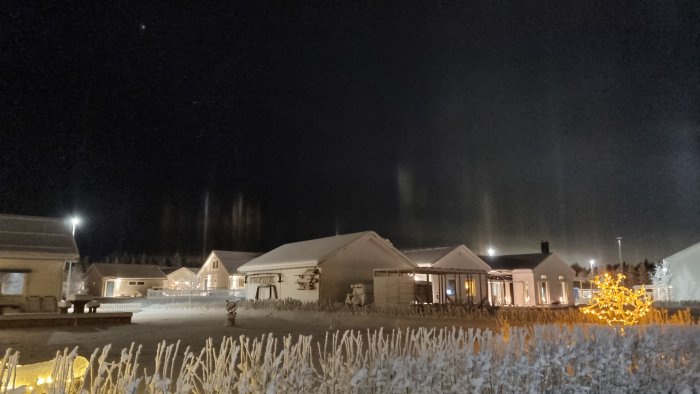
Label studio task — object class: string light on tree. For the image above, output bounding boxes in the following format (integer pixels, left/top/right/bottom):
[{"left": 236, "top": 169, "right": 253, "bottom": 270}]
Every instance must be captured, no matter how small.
[{"left": 581, "top": 273, "right": 652, "bottom": 328}]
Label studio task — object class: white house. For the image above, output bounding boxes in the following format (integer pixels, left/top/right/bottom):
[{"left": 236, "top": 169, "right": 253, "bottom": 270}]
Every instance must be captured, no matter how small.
[
  {"left": 237, "top": 231, "right": 416, "bottom": 302},
  {"left": 85, "top": 263, "right": 167, "bottom": 297},
  {"left": 662, "top": 241, "right": 700, "bottom": 301},
  {"left": 480, "top": 242, "right": 575, "bottom": 306},
  {"left": 0, "top": 214, "right": 79, "bottom": 313},
  {"left": 196, "top": 250, "right": 260, "bottom": 292},
  {"left": 163, "top": 267, "right": 198, "bottom": 290},
  {"left": 399, "top": 245, "right": 491, "bottom": 305}
]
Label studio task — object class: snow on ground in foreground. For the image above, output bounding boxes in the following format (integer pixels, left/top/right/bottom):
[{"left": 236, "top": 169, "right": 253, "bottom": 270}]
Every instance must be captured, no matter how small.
[{"left": 0, "top": 303, "right": 496, "bottom": 365}]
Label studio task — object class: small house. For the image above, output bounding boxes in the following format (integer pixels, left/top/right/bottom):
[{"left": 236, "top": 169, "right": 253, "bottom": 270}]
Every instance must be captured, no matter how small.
[
  {"left": 196, "top": 250, "right": 260, "bottom": 292},
  {"left": 480, "top": 242, "right": 575, "bottom": 306},
  {"left": 0, "top": 214, "right": 79, "bottom": 313},
  {"left": 85, "top": 263, "right": 167, "bottom": 297},
  {"left": 237, "top": 231, "right": 416, "bottom": 302},
  {"left": 163, "top": 267, "right": 198, "bottom": 290},
  {"left": 397, "top": 245, "right": 491, "bottom": 305}
]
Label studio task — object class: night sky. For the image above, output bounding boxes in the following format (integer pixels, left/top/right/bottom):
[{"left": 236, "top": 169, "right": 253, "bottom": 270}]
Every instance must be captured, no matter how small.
[{"left": 2, "top": 1, "right": 699, "bottom": 265}]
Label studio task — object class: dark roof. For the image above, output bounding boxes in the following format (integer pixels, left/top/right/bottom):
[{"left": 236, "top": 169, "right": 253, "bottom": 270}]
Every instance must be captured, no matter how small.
[
  {"left": 88, "top": 263, "right": 166, "bottom": 279},
  {"left": 0, "top": 214, "right": 79, "bottom": 258},
  {"left": 479, "top": 253, "right": 551, "bottom": 270}
]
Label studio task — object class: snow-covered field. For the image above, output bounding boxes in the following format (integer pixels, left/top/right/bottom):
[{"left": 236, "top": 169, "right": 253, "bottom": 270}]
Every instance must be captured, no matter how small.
[{"left": 1, "top": 304, "right": 699, "bottom": 393}]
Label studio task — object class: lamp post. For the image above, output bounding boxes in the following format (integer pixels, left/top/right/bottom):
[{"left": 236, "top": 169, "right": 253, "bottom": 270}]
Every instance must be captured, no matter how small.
[
  {"left": 589, "top": 259, "right": 595, "bottom": 276},
  {"left": 616, "top": 236, "right": 623, "bottom": 280},
  {"left": 67, "top": 216, "right": 81, "bottom": 298}
]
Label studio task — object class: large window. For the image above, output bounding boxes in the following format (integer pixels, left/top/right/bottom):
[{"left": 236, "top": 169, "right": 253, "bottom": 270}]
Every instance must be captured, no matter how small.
[
  {"left": 1, "top": 273, "right": 26, "bottom": 295},
  {"left": 463, "top": 279, "right": 476, "bottom": 297}
]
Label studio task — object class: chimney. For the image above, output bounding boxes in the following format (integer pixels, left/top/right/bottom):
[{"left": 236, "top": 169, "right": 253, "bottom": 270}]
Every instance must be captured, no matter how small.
[{"left": 541, "top": 240, "right": 550, "bottom": 254}]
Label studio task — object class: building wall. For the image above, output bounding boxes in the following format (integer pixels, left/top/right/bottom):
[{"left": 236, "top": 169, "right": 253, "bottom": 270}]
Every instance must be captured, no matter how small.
[
  {"left": 511, "top": 270, "right": 535, "bottom": 306},
  {"left": 197, "top": 257, "right": 231, "bottom": 290},
  {"left": 432, "top": 248, "right": 490, "bottom": 304},
  {"left": 666, "top": 245, "right": 700, "bottom": 301},
  {"left": 319, "top": 236, "right": 414, "bottom": 302},
  {"left": 104, "top": 278, "right": 166, "bottom": 297},
  {"left": 167, "top": 269, "right": 197, "bottom": 290},
  {"left": 0, "top": 258, "right": 65, "bottom": 310},
  {"left": 244, "top": 266, "right": 320, "bottom": 302},
  {"left": 533, "top": 255, "right": 576, "bottom": 306}
]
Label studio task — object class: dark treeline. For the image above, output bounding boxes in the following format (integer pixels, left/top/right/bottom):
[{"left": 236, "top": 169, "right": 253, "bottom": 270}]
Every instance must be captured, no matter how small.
[{"left": 571, "top": 260, "right": 657, "bottom": 286}]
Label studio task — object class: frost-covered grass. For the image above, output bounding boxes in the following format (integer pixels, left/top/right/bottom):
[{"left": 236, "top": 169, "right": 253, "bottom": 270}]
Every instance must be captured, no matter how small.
[
  {"left": 2, "top": 324, "right": 700, "bottom": 393},
  {"left": 236, "top": 298, "right": 696, "bottom": 327}
]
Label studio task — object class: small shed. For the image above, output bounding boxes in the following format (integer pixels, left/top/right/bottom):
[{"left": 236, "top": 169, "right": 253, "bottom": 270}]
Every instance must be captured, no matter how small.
[
  {"left": 85, "top": 263, "right": 167, "bottom": 297},
  {"left": 237, "top": 231, "right": 416, "bottom": 302},
  {"left": 662, "top": 241, "right": 700, "bottom": 301},
  {"left": 399, "top": 245, "right": 491, "bottom": 305},
  {"left": 163, "top": 267, "right": 198, "bottom": 290},
  {"left": 197, "top": 250, "right": 260, "bottom": 291},
  {"left": 0, "top": 214, "right": 79, "bottom": 313}
]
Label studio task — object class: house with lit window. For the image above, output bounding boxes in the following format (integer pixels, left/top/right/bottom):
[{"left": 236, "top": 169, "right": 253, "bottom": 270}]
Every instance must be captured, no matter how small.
[
  {"left": 85, "top": 263, "right": 167, "bottom": 297},
  {"left": 398, "top": 245, "right": 491, "bottom": 305},
  {"left": 0, "top": 214, "right": 79, "bottom": 313},
  {"left": 479, "top": 242, "right": 575, "bottom": 306},
  {"left": 196, "top": 250, "right": 260, "bottom": 293},
  {"left": 163, "top": 267, "right": 198, "bottom": 290},
  {"left": 237, "top": 231, "right": 416, "bottom": 302}
]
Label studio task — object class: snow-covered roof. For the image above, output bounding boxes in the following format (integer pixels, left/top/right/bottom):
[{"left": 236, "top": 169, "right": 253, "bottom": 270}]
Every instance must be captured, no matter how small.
[
  {"left": 402, "top": 247, "right": 454, "bottom": 267},
  {"left": 238, "top": 231, "right": 378, "bottom": 271},
  {"left": 0, "top": 214, "right": 79, "bottom": 259},
  {"left": 88, "top": 263, "right": 166, "bottom": 279},
  {"left": 210, "top": 250, "right": 260, "bottom": 273},
  {"left": 162, "top": 266, "right": 198, "bottom": 276},
  {"left": 403, "top": 245, "right": 492, "bottom": 271}
]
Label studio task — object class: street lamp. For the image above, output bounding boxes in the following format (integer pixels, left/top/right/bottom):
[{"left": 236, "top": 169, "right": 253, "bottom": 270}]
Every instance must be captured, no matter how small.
[
  {"left": 70, "top": 217, "right": 81, "bottom": 237},
  {"left": 617, "top": 236, "right": 623, "bottom": 277},
  {"left": 487, "top": 247, "right": 496, "bottom": 257},
  {"left": 589, "top": 259, "right": 595, "bottom": 276},
  {"left": 66, "top": 216, "right": 81, "bottom": 298}
]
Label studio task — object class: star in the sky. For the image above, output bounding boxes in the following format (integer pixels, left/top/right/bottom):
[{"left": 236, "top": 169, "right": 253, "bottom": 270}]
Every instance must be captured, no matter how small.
[{"left": 139, "top": 23, "right": 146, "bottom": 31}]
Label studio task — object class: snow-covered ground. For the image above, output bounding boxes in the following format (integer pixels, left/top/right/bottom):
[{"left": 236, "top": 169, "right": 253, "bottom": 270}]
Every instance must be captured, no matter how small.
[
  {"left": 2, "top": 304, "right": 700, "bottom": 392},
  {"left": 0, "top": 303, "right": 497, "bottom": 365}
]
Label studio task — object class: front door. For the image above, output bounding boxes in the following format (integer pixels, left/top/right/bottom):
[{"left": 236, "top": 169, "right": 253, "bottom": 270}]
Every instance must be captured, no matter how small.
[{"left": 105, "top": 280, "right": 115, "bottom": 297}]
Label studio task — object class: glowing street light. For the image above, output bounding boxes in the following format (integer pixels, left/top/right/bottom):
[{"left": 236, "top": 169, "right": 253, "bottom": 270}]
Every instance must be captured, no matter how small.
[
  {"left": 66, "top": 216, "right": 81, "bottom": 298},
  {"left": 70, "top": 217, "right": 81, "bottom": 237},
  {"left": 589, "top": 259, "right": 595, "bottom": 276},
  {"left": 487, "top": 247, "right": 496, "bottom": 257}
]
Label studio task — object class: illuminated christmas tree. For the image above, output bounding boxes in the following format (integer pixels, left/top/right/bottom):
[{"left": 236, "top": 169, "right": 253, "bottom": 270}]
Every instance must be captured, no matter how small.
[{"left": 581, "top": 273, "right": 652, "bottom": 326}]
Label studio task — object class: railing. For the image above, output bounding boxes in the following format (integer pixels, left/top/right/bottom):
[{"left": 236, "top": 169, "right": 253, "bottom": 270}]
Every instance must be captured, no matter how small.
[
  {"left": 574, "top": 289, "right": 599, "bottom": 305},
  {"left": 146, "top": 289, "right": 244, "bottom": 299},
  {"left": 96, "top": 303, "right": 143, "bottom": 313}
]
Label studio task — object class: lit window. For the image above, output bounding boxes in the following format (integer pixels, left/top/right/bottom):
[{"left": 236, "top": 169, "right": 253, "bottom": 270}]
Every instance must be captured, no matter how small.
[
  {"left": 0, "top": 273, "right": 25, "bottom": 295},
  {"left": 464, "top": 279, "right": 475, "bottom": 296}
]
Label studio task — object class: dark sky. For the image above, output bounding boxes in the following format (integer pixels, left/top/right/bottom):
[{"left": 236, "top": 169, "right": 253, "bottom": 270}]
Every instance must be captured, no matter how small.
[{"left": 2, "top": 1, "right": 699, "bottom": 265}]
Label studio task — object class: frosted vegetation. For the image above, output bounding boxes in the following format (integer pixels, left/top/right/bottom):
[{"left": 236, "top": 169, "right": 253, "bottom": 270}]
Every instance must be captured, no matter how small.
[
  {"left": 2, "top": 323, "right": 699, "bottom": 393},
  {"left": 1, "top": 300, "right": 697, "bottom": 392}
]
